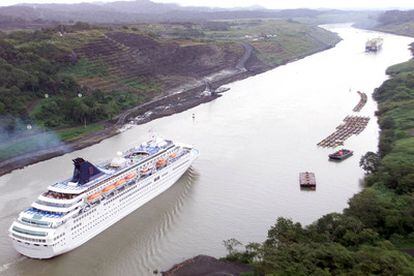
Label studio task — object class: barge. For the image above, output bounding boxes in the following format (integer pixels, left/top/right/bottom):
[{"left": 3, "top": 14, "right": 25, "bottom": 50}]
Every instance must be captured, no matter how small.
[{"left": 299, "top": 172, "right": 316, "bottom": 190}]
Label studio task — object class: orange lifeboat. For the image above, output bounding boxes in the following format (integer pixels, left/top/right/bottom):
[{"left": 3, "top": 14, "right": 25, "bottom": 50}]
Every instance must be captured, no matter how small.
[
  {"left": 124, "top": 172, "right": 137, "bottom": 180},
  {"left": 115, "top": 179, "right": 126, "bottom": 187},
  {"left": 102, "top": 184, "right": 116, "bottom": 193},
  {"left": 169, "top": 153, "right": 177, "bottom": 159},
  {"left": 156, "top": 158, "right": 166, "bottom": 168},
  {"left": 87, "top": 192, "right": 102, "bottom": 203}
]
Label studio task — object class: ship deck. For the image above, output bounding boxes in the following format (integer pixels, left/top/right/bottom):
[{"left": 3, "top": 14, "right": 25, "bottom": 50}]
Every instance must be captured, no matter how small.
[{"left": 48, "top": 139, "right": 174, "bottom": 194}]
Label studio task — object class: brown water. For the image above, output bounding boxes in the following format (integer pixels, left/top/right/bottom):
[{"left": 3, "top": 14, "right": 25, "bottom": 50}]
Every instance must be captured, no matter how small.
[{"left": 0, "top": 25, "right": 413, "bottom": 276}]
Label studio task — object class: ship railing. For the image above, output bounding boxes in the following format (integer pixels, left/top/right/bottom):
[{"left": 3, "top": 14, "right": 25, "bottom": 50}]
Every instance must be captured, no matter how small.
[
  {"left": 25, "top": 207, "right": 66, "bottom": 219},
  {"left": 12, "top": 225, "right": 48, "bottom": 237},
  {"left": 17, "top": 219, "right": 52, "bottom": 229},
  {"left": 35, "top": 199, "right": 76, "bottom": 208},
  {"left": 10, "top": 232, "right": 48, "bottom": 244},
  {"left": 166, "top": 150, "right": 189, "bottom": 164}
]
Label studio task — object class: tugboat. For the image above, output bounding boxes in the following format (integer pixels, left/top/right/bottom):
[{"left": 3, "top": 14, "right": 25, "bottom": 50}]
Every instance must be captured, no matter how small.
[{"left": 329, "top": 149, "right": 353, "bottom": 161}]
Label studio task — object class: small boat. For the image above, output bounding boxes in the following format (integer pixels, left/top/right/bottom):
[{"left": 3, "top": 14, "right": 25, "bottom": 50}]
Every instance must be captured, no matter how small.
[
  {"left": 329, "top": 149, "right": 353, "bottom": 161},
  {"left": 299, "top": 172, "right": 316, "bottom": 190}
]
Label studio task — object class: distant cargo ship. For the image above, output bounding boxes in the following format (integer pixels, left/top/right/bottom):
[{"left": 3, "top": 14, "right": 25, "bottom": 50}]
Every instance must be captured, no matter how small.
[
  {"left": 9, "top": 137, "right": 199, "bottom": 259},
  {"left": 365, "top": 38, "right": 383, "bottom": 52}
]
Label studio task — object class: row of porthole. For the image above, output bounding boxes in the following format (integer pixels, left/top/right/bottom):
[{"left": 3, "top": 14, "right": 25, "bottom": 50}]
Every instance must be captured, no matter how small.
[
  {"left": 55, "top": 237, "right": 66, "bottom": 246},
  {"left": 72, "top": 213, "right": 98, "bottom": 237},
  {"left": 72, "top": 217, "right": 102, "bottom": 239},
  {"left": 71, "top": 180, "right": 166, "bottom": 240},
  {"left": 71, "top": 169, "right": 177, "bottom": 240},
  {"left": 72, "top": 186, "right": 139, "bottom": 239},
  {"left": 120, "top": 179, "right": 161, "bottom": 205},
  {"left": 74, "top": 208, "right": 97, "bottom": 223},
  {"left": 73, "top": 197, "right": 130, "bottom": 239},
  {"left": 70, "top": 222, "right": 82, "bottom": 231},
  {"left": 53, "top": 232, "right": 65, "bottom": 241},
  {"left": 73, "top": 215, "right": 96, "bottom": 232}
]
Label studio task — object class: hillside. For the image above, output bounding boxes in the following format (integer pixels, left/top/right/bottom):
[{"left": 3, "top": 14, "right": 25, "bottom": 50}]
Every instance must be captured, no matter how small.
[
  {"left": 0, "top": 0, "right": 379, "bottom": 28},
  {"left": 0, "top": 20, "right": 340, "bottom": 173},
  {"left": 373, "top": 10, "right": 414, "bottom": 37},
  {"left": 0, "top": 2, "right": 322, "bottom": 25}
]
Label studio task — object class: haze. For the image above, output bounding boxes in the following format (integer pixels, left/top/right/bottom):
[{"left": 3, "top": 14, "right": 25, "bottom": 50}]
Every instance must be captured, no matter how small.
[{"left": 1, "top": 0, "right": 413, "bottom": 9}]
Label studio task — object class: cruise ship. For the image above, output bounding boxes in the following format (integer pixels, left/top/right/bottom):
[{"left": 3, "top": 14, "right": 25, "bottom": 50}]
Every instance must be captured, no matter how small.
[{"left": 9, "top": 137, "right": 199, "bottom": 259}]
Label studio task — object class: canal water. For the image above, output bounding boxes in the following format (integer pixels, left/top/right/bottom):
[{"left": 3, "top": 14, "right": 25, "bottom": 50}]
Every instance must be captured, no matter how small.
[{"left": 0, "top": 25, "right": 412, "bottom": 275}]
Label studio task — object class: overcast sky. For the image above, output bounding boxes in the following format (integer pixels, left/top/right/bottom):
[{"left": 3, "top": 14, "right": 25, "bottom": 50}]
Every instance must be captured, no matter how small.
[{"left": 0, "top": 0, "right": 413, "bottom": 9}]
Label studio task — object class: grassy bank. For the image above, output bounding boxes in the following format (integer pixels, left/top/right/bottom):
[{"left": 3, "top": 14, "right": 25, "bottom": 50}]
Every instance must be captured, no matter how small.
[{"left": 221, "top": 45, "right": 414, "bottom": 275}]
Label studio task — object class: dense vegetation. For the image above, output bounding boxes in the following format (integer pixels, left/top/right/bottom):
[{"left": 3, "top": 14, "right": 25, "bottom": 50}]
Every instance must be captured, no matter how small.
[
  {"left": 223, "top": 45, "right": 414, "bottom": 274},
  {"left": 0, "top": 24, "right": 147, "bottom": 160},
  {"left": 0, "top": 24, "right": 140, "bottom": 129}
]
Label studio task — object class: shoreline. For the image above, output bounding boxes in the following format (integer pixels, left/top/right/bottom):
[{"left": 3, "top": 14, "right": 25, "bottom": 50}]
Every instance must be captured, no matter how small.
[
  {"left": 0, "top": 42, "right": 337, "bottom": 177},
  {"left": 162, "top": 255, "right": 252, "bottom": 275}
]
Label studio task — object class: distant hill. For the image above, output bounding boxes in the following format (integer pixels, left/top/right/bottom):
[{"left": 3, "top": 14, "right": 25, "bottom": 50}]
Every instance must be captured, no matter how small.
[
  {"left": 0, "top": 1, "right": 332, "bottom": 24},
  {"left": 0, "top": 0, "right": 384, "bottom": 29},
  {"left": 374, "top": 10, "right": 414, "bottom": 37},
  {"left": 377, "top": 10, "right": 414, "bottom": 26}
]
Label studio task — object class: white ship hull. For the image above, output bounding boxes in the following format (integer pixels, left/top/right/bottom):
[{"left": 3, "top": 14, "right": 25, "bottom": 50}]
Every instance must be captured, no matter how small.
[{"left": 12, "top": 148, "right": 198, "bottom": 259}]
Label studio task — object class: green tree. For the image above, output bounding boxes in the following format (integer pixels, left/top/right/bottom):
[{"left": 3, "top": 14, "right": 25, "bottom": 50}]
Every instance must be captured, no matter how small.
[{"left": 360, "top": 151, "right": 380, "bottom": 174}]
